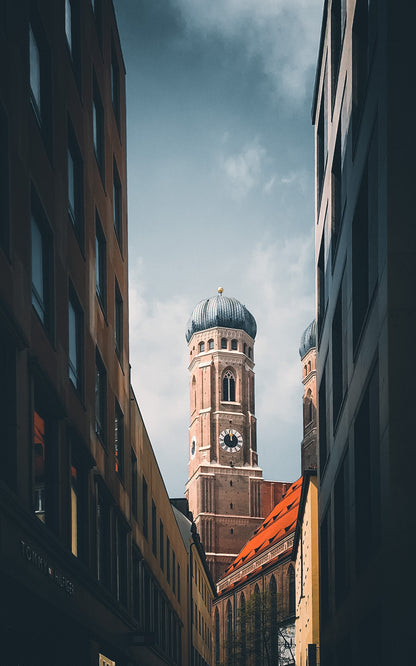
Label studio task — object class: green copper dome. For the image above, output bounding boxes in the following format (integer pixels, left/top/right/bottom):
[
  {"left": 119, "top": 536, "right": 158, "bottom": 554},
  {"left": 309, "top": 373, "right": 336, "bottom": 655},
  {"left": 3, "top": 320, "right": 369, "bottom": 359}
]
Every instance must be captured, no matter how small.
[{"left": 186, "top": 290, "right": 257, "bottom": 342}]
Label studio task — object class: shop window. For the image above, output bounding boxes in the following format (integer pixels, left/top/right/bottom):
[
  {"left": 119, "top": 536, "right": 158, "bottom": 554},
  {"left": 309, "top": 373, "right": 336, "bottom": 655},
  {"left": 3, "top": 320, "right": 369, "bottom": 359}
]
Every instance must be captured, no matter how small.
[
  {"left": 95, "top": 350, "right": 107, "bottom": 445},
  {"left": 114, "top": 400, "right": 124, "bottom": 478},
  {"left": 96, "top": 482, "right": 110, "bottom": 587},
  {"left": 95, "top": 213, "right": 106, "bottom": 312},
  {"left": 222, "top": 370, "right": 235, "bottom": 402},
  {"left": 114, "top": 513, "right": 127, "bottom": 605},
  {"left": 33, "top": 409, "right": 47, "bottom": 523}
]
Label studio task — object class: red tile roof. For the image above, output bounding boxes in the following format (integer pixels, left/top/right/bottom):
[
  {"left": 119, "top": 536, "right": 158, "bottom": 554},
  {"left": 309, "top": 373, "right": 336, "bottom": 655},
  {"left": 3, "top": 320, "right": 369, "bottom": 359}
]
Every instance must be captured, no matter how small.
[{"left": 222, "top": 477, "right": 303, "bottom": 578}]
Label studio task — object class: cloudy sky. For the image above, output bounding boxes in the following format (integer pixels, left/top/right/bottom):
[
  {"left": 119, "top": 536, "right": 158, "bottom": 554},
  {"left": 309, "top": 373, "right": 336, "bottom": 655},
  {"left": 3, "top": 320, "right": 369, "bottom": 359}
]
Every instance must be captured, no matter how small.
[{"left": 113, "top": 0, "right": 323, "bottom": 497}]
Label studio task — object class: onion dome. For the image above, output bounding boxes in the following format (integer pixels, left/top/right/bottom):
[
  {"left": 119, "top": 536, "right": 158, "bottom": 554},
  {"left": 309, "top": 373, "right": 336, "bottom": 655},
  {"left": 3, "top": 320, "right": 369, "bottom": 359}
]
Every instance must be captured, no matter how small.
[
  {"left": 186, "top": 288, "right": 257, "bottom": 342},
  {"left": 299, "top": 319, "right": 317, "bottom": 358}
]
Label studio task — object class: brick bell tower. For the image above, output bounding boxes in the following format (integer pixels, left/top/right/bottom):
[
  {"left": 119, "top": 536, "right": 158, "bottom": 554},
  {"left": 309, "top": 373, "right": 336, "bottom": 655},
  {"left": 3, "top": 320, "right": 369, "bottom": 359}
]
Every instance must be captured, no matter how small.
[{"left": 185, "top": 288, "right": 265, "bottom": 582}]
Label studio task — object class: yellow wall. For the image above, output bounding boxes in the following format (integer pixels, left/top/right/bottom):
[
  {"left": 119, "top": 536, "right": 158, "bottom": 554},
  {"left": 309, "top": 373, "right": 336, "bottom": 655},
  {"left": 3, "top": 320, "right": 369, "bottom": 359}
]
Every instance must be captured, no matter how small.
[{"left": 295, "top": 476, "right": 319, "bottom": 665}]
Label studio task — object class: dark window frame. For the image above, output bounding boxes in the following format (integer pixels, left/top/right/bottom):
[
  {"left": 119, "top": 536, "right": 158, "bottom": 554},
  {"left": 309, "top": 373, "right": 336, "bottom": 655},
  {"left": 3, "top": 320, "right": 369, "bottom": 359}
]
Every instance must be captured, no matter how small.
[
  {"left": 31, "top": 194, "right": 53, "bottom": 335},
  {"left": 68, "top": 284, "right": 83, "bottom": 397},
  {"left": 67, "top": 121, "right": 84, "bottom": 246},
  {"left": 95, "top": 349, "right": 107, "bottom": 446},
  {"left": 113, "top": 159, "right": 122, "bottom": 249},
  {"left": 93, "top": 72, "right": 105, "bottom": 178},
  {"left": 114, "top": 400, "right": 124, "bottom": 479},
  {"left": 95, "top": 212, "right": 106, "bottom": 313},
  {"left": 115, "top": 279, "right": 123, "bottom": 362}
]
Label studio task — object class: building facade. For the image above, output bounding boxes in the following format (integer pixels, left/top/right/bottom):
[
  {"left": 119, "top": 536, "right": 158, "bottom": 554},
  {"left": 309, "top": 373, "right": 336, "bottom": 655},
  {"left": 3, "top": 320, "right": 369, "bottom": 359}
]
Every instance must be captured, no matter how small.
[
  {"left": 172, "top": 504, "right": 216, "bottom": 666},
  {"left": 0, "top": 2, "right": 192, "bottom": 664},
  {"left": 313, "top": 0, "right": 416, "bottom": 663},
  {"left": 185, "top": 289, "right": 290, "bottom": 582},
  {"left": 292, "top": 470, "right": 319, "bottom": 666},
  {"left": 213, "top": 478, "right": 302, "bottom": 666}
]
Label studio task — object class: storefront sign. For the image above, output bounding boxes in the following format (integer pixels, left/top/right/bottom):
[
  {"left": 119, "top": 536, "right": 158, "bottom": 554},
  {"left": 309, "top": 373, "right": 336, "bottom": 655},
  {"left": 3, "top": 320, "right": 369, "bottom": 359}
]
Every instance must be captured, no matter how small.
[{"left": 20, "top": 539, "right": 74, "bottom": 596}]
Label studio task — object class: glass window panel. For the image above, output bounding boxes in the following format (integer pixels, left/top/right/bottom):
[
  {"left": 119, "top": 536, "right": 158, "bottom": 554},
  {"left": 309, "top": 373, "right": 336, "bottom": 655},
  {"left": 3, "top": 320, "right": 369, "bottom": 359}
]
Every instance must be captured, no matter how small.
[
  {"left": 31, "top": 215, "right": 44, "bottom": 321},
  {"left": 68, "top": 148, "right": 75, "bottom": 218},
  {"left": 29, "top": 25, "right": 41, "bottom": 115},
  {"left": 65, "top": 0, "right": 72, "bottom": 54},
  {"left": 68, "top": 299, "right": 77, "bottom": 385},
  {"left": 33, "top": 410, "right": 46, "bottom": 522}
]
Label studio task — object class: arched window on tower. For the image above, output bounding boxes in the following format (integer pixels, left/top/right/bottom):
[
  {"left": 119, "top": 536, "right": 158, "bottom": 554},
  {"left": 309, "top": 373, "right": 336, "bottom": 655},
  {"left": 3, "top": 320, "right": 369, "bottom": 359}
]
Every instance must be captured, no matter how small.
[
  {"left": 226, "top": 600, "right": 233, "bottom": 666},
  {"left": 248, "top": 347, "right": 252, "bottom": 359},
  {"left": 209, "top": 339, "right": 214, "bottom": 350},
  {"left": 192, "top": 375, "right": 196, "bottom": 412},
  {"left": 288, "top": 564, "right": 295, "bottom": 616},
  {"left": 304, "top": 388, "right": 313, "bottom": 426},
  {"left": 243, "top": 342, "right": 247, "bottom": 355},
  {"left": 223, "top": 370, "right": 235, "bottom": 402},
  {"left": 231, "top": 339, "right": 238, "bottom": 350},
  {"left": 221, "top": 337, "right": 227, "bottom": 349},
  {"left": 199, "top": 341, "right": 205, "bottom": 352}
]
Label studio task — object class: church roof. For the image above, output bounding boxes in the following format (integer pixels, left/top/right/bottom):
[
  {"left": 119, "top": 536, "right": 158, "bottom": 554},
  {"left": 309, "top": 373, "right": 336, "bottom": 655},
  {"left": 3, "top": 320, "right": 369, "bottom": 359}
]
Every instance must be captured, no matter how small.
[
  {"left": 221, "top": 477, "right": 303, "bottom": 580},
  {"left": 299, "top": 319, "right": 317, "bottom": 358},
  {"left": 186, "top": 289, "right": 257, "bottom": 342}
]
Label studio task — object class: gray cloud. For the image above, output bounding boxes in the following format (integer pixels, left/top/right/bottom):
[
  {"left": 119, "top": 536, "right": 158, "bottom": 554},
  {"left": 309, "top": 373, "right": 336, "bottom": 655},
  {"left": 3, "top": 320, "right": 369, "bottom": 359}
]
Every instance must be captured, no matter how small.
[{"left": 172, "top": 0, "right": 323, "bottom": 103}]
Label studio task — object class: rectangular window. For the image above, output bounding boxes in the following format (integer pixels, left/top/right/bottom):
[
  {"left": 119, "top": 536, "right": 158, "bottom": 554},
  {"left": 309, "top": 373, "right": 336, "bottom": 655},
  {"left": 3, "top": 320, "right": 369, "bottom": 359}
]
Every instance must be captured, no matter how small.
[
  {"left": 111, "top": 41, "right": 120, "bottom": 129},
  {"left": 65, "top": 0, "right": 80, "bottom": 81},
  {"left": 65, "top": 0, "right": 72, "bottom": 54},
  {"left": 93, "top": 74, "right": 104, "bottom": 175},
  {"left": 115, "top": 279, "right": 123, "bottom": 361},
  {"left": 152, "top": 501, "right": 157, "bottom": 556},
  {"left": 95, "top": 213, "right": 106, "bottom": 311},
  {"left": 0, "top": 105, "right": 9, "bottom": 254},
  {"left": 31, "top": 202, "right": 52, "bottom": 332},
  {"left": 114, "top": 400, "right": 124, "bottom": 478},
  {"left": 317, "top": 234, "right": 326, "bottom": 338},
  {"left": 131, "top": 449, "right": 138, "bottom": 518},
  {"left": 115, "top": 514, "right": 127, "bottom": 605},
  {"left": 142, "top": 476, "right": 148, "bottom": 538},
  {"left": 68, "top": 123, "right": 83, "bottom": 243},
  {"left": 334, "top": 449, "right": 349, "bottom": 604},
  {"left": 29, "top": 17, "right": 51, "bottom": 149},
  {"left": 71, "top": 458, "right": 79, "bottom": 556},
  {"left": 113, "top": 160, "right": 122, "bottom": 248},
  {"left": 95, "top": 350, "right": 107, "bottom": 445},
  {"left": 352, "top": 128, "right": 378, "bottom": 353},
  {"left": 331, "top": 0, "right": 347, "bottom": 107},
  {"left": 96, "top": 482, "right": 110, "bottom": 587},
  {"left": 317, "top": 60, "right": 328, "bottom": 201},
  {"left": 172, "top": 550, "right": 176, "bottom": 594},
  {"left": 29, "top": 24, "right": 41, "bottom": 117},
  {"left": 177, "top": 563, "right": 180, "bottom": 603},
  {"left": 68, "top": 288, "right": 83, "bottom": 394},
  {"left": 166, "top": 537, "right": 170, "bottom": 583},
  {"left": 319, "top": 362, "right": 328, "bottom": 476},
  {"left": 354, "top": 361, "right": 380, "bottom": 570},
  {"left": 331, "top": 127, "right": 342, "bottom": 260},
  {"left": 159, "top": 520, "right": 164, "bottom": 570},
  {"left": 332, "top": 273, "right": 346, "bottom": 428}
]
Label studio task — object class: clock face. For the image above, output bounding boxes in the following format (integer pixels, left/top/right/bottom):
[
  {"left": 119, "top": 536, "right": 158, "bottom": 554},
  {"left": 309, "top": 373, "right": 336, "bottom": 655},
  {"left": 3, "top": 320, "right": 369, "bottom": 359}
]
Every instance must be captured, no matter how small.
[{"left": 219, "top": 429, "right": 243, "bottom": 453}]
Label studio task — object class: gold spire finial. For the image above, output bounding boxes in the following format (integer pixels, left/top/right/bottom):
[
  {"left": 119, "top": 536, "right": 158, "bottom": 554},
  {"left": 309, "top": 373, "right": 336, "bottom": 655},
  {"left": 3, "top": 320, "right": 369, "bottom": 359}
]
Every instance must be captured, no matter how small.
[{"left": 218, "top": 286, "right": 223, "bottom": 294}]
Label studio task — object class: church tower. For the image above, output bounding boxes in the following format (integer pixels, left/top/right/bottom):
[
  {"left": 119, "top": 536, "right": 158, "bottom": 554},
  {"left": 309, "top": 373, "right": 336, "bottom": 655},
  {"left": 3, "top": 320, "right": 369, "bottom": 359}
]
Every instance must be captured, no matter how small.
[
  {"left": 299, "top": 320, "right": 317, "bottom": 471},
  {"left": 185, "top": 289, "right": 265, "bottom": 582}
]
